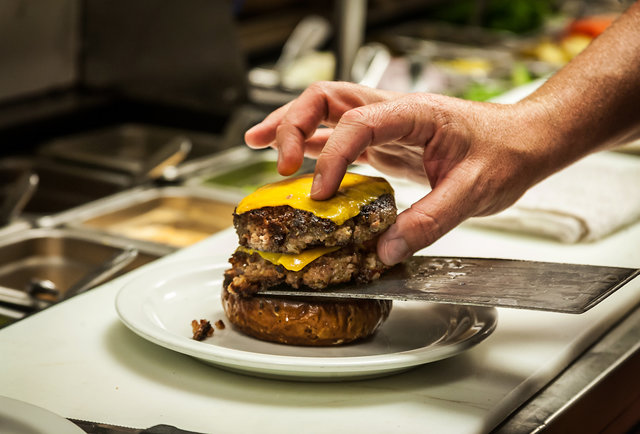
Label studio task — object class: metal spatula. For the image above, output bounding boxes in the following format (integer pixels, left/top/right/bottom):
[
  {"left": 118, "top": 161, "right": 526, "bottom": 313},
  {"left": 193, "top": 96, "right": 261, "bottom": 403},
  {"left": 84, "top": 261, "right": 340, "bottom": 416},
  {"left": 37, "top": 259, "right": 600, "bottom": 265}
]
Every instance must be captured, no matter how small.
[{"left": 256, "top": 256, "right": 639, "bottom": 314}]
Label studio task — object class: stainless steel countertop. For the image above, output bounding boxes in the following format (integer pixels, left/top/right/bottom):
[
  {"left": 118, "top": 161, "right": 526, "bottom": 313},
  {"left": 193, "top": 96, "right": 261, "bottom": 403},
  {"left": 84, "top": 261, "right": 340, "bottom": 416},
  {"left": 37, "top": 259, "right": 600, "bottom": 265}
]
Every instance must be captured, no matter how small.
[{"left": 495, "top": 303, "right": 640, "bottom": 433}]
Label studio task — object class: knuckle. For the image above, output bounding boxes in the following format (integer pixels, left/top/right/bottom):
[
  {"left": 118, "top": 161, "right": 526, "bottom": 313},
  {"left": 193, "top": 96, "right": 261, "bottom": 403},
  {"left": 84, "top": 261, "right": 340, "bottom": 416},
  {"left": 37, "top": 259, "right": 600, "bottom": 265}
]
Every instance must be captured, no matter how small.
[
  {"left": 275, "top": 122, "right": 304, "bottom": 143},
  {"left": 275, "top": 122, "right": 291, "bottom": 137},
  {"left": 338, "top": 108, "right": 379, "bottom": 140},
  {"left": 306, "top": 81, "right": 332, "bottom": 96},
  {"left": 340, "top": 107, "right": 370, "bottom": 125},
  {"left": 319, "top": 146, "right": 352, "bottom": 169},
  {"left": 404, "top": 207, "right": 443, "bottom": 248}
]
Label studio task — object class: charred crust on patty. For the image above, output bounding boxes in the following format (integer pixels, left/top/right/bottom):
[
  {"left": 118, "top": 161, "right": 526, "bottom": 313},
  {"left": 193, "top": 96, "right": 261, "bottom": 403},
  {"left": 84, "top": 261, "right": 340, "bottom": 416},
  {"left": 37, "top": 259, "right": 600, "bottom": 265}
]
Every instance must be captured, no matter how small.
[
  {"left": 234, "top": 193, "right": 396, "bottom": 254},
  {"left": 225, "top": 240, "right": 389, "bottom": 297}
]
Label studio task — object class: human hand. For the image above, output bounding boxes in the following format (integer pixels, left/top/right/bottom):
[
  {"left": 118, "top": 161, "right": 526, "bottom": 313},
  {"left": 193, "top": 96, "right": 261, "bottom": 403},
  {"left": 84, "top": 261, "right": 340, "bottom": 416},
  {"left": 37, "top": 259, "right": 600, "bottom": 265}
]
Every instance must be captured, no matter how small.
[{"left": 245, "top": 81, "right": 553, "bottom": 265}]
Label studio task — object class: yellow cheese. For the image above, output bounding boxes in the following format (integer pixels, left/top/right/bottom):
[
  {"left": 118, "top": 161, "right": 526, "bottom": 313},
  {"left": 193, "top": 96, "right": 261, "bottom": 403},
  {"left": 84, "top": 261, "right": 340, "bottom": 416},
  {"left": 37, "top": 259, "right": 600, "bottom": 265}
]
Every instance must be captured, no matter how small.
[
  {"left": 237, "top": 246, "right": 340, "bottom": 272},
  {"left": 235, "top": 173, "right": 393, "bottom": 225}
]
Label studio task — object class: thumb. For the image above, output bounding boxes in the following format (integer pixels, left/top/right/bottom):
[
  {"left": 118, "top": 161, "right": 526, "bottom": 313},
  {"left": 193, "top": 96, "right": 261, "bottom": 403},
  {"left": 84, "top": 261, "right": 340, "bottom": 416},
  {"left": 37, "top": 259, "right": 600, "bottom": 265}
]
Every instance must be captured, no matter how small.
[{"left": 377, "top": 176, "right": 475, "bottom": 265}]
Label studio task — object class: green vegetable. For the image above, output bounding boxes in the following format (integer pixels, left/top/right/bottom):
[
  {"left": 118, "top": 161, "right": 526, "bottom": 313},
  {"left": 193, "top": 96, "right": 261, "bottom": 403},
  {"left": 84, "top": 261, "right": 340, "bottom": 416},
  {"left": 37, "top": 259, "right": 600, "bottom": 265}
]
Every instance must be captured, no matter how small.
[
  {"left": 462, "top": 82, "right": 506, "bottom": 101},
  {"left": 203, "top": 161, "right": 280, "bottom": 193},
  {"left": 511, "top": 62, "right": 532, "bottom": 86},
  {"left": 484, "top": 0, "right": 551, "bottom": 33},
  {"left": 430, "top": 0, "right": 553, "bottom": 34}
]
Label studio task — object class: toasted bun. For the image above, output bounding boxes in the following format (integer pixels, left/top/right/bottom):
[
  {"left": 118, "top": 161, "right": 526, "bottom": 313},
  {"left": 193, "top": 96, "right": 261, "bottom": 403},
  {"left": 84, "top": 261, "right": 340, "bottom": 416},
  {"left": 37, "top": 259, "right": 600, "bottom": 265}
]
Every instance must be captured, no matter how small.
[{"left": 221, "top": 285, "right": 392, "bottom": 346}]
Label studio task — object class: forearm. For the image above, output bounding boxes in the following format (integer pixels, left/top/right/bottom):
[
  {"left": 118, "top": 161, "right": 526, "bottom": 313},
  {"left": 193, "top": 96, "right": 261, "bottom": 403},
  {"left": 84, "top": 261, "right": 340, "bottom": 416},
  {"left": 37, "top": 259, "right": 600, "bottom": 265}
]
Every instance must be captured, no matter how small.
[{"left": 517, "top": 1, "right": 640, "bottom": 170}]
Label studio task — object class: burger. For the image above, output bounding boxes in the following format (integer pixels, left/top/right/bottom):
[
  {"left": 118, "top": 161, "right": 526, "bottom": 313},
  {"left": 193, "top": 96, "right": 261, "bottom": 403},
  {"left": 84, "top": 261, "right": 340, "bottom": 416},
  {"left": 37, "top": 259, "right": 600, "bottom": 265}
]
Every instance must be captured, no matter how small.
[{"left": 222, "top": 172, "right": 397, "bottom": 346}]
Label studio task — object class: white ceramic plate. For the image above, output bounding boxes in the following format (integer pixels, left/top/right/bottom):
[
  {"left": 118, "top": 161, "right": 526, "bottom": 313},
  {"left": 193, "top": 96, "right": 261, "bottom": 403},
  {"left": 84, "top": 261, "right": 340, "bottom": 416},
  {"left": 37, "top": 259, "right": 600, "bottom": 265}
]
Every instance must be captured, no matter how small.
[
  {"left": 116, "top": 260, "right": 498, "bottom": 381},
  {"left": 0, "top": 396, "right": 84, "bottom": 434}
]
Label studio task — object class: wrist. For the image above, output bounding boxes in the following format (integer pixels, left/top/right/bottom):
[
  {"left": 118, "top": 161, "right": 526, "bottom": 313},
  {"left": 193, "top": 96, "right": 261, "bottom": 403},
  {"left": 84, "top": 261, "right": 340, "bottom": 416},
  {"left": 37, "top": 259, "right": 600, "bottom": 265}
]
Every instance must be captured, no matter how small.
[{"left": 508, "top": 96, "right": 585, "bottom": 181}]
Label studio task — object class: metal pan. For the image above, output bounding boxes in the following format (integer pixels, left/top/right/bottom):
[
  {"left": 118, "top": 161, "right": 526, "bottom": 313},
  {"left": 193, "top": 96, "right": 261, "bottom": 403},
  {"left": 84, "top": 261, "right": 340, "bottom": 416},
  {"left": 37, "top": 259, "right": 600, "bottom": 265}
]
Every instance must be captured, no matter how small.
[
  {"left": 37, "top": 123, "right": 226, "bottom": 177},
  {"left": 0, "top": 157, "right": 132, "bottom": 219},
  {"left": 45, "top": 186, "right": 238, "bottom": 248},
  {"left": 0, "top": 227, "right": 174, "bottom": 323}
]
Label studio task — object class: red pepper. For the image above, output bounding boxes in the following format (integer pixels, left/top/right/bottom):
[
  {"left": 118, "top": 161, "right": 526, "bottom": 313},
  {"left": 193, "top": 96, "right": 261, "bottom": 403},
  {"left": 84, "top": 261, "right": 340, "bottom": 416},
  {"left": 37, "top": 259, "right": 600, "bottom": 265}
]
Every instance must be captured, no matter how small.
[{"left": 567, "top": 15, "right": 617, "bottom": 38}]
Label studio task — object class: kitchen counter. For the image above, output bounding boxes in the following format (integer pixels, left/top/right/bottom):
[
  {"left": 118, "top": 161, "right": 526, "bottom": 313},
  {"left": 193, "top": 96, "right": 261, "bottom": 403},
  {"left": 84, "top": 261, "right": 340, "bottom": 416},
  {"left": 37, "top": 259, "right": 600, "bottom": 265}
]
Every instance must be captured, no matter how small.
[{"left": 1, "top": 156, "right": 640, "bottom": 433}]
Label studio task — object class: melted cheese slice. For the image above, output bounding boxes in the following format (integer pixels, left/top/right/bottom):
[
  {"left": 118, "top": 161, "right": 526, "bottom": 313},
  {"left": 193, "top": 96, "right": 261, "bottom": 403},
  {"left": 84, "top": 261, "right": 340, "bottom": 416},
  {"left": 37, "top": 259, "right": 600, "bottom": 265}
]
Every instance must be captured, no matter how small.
[
  {"left": 235, "top": 173, "right": 393, "bottom": 225},
  {"left": 238, "top": 246, "right": 340, "bottom": 272}
]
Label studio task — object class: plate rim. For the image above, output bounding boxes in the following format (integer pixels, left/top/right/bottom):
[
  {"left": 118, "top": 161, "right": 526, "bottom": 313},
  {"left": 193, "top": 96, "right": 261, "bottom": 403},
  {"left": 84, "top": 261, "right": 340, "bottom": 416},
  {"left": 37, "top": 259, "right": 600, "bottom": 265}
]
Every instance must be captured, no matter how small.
[
  {"left": 115, "top": 259, "right": 498, "bottom": 377},
  {"left": 0, "top": 395, "right": 85, "bottom": 434}
]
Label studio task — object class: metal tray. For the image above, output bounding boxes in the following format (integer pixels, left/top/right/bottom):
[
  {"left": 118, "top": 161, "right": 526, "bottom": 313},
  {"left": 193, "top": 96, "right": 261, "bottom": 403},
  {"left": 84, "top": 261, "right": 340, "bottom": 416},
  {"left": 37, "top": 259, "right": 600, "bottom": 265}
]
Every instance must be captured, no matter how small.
[
  {"left": 45, "top": 186, "right": 238, "bottom": 248},
  {"left": 0, "top": 157, "right": 131, "bottom": 218},
  {"left": 0, "top": 227, "right": 175, "bottom": 324},
  {"left": 37, "top": 123, "right": 227, "bottom": 177}
]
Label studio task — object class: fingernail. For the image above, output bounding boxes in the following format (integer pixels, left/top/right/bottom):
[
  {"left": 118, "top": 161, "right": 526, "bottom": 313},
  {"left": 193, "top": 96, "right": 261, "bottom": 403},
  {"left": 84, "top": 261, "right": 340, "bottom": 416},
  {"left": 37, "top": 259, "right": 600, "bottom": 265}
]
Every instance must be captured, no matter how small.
[
  {"left": 382, "top": 236, "right": 410, "bottom": 265},
  {"left": 310, "top": 172, "right": 322, "bottom": 197}
]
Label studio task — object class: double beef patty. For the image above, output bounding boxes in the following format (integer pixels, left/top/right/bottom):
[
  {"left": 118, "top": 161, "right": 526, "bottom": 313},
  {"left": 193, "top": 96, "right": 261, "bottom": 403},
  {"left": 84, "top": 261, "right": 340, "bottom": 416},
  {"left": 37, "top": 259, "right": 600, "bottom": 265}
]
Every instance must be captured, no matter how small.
[
  {"left": 234, "top": 193, "right": 396, "bottom": 254},
  {"left": 227, "top": 193, "right": 397, "bottom": 296},
  {"left": 224, "top": 241, "right": 388, "bottom": 296}
]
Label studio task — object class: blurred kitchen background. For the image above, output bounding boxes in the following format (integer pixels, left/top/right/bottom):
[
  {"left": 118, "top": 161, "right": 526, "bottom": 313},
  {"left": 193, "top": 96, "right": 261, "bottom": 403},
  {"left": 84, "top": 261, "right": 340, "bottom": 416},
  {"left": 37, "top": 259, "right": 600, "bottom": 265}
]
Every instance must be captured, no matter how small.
[{"left": 0, "top": 0, "right": 633, "bottom": 323}]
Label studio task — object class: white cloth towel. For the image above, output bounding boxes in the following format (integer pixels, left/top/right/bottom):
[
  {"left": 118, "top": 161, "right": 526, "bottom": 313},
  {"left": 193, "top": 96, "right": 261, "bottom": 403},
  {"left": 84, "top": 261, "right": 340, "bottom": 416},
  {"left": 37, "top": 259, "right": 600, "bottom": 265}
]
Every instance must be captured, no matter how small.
[{"left": 471, "top": 152, "right": 640, "bottom": 243}]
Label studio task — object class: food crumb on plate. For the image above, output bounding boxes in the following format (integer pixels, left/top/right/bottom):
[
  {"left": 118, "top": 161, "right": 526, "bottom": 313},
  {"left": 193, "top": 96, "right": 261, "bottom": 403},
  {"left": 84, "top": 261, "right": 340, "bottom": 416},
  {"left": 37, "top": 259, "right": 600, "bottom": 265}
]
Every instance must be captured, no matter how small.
[{"left": 191, "top": 319, "right": 214, "bottom": 341}]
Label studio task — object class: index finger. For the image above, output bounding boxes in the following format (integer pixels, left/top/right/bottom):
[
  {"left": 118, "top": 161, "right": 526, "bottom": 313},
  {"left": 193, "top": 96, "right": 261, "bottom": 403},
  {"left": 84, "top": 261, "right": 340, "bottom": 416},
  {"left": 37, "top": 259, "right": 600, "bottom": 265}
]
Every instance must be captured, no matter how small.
[{"left": 311, "top": 96, "right": 438, "bottom": 199}]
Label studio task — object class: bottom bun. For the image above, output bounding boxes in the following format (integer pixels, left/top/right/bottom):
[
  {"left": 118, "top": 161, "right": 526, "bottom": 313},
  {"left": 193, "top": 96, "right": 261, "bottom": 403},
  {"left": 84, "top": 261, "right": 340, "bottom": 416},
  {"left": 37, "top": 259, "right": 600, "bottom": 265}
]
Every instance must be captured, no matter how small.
[{"left": 221, "top": 286, "right": 392, "bottom": 346}]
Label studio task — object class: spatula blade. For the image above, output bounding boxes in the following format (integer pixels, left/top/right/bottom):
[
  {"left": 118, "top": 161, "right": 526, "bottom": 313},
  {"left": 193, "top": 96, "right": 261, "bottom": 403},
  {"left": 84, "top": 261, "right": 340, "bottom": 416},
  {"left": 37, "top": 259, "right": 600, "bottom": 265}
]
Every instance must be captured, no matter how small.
[{"left": 256, "top": 256, "right": 639, "bottom": 314}]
